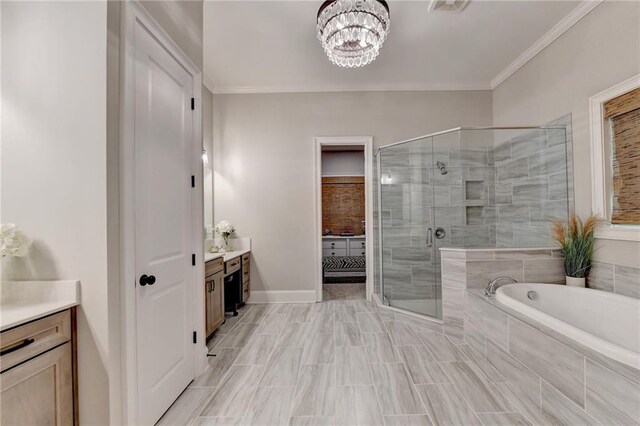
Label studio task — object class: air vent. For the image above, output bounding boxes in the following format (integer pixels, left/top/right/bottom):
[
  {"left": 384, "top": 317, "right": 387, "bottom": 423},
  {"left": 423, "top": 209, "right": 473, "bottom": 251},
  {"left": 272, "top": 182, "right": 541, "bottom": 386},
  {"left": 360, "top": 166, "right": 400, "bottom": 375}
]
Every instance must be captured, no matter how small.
[{"left": 428, "top": 0, "right": 469, "bottom": 13}]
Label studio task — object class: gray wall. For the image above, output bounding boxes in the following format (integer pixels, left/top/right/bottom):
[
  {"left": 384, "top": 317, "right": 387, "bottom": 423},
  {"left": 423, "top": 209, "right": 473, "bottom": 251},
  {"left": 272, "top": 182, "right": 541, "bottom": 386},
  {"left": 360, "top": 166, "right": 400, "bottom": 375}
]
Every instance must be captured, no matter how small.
[
  {"left": 321, "top": 151, "right": 365, "bottom": 176},
  {"left": 2, "top": 1, "right": 205, "bottom": 423},
  {"left": 492, "top": 1, "right": 640, "bottom": 268},
  {"left": 212, "top": 91, "right": 493, "bottom": 294},
  {"left": 1, "top": 2, "right": 110, "bottom": 423}
]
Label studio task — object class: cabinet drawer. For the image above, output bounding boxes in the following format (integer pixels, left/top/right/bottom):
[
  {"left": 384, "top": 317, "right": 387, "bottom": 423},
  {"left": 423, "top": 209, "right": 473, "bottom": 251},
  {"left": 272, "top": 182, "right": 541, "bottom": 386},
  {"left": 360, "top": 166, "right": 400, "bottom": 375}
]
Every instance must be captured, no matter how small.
[
  {"left": 243, "top": 281, "right": 250, "bottom": 298},
  {"left": 351, "top": 249, "right": 366, "bottom": 257},
  {"left": 242, "top": 253, "right": 250, "bottom": 264},
  {"left": 205, "top": 257, "right": 224, "bottom": 276},
  {"left": 322, "top": 248, "right": 347, "bottom": 257},
  {"left": 225, "top": 257, "right": 241, "bottom": 275},
  {"left": 349, "top": 239, "right": 366, "bottom": 250},
  {"left": 322, "top": 240, "right": 347, "bottom": 249},
  {"left": 242, "top": 264, "right": 250, "bottom": 283},
  {"left": 0, "top": 310, "right": 72, "bottom": 373}
]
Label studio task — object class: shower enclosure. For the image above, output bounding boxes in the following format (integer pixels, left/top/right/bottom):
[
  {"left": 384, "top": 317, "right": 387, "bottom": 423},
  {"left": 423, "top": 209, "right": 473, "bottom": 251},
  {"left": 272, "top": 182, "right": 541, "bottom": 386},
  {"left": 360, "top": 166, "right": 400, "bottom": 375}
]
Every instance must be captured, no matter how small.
[{"left": 373, "top": 126, "right": 572, "bottom": 319}]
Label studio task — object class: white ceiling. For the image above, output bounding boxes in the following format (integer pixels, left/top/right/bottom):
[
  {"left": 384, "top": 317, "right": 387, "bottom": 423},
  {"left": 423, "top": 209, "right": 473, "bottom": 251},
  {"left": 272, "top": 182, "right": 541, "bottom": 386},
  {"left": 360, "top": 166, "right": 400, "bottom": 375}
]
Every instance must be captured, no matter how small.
[{"left": 203, "top": 0, "right": 582, "bottom": 93}]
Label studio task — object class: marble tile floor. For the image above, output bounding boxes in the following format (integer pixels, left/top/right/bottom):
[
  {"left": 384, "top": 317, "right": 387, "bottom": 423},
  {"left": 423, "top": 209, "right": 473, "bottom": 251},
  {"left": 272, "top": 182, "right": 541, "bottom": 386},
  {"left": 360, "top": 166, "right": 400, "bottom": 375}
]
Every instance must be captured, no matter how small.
[{"left": 160, "top": 300, "right": 536, "bottom": 426}]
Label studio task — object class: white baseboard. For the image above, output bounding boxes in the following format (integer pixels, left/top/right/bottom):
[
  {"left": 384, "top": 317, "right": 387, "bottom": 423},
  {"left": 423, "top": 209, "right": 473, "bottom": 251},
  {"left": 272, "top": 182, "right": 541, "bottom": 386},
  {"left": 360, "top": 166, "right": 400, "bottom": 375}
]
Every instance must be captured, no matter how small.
[{"left": 247, "top": 290, "right": 316, "bottom": 304}]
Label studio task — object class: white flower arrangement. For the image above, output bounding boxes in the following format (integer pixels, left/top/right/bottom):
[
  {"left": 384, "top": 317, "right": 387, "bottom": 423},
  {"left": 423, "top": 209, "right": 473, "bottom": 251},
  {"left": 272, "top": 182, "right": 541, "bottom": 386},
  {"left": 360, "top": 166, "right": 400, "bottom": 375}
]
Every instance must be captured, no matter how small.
[
  {"left": 0, "top": 223, "right": 31, "bottom": 258},
  {"left": 213, "top": 220, "right": 235, "bottom": 237},
  {"left": 213, "top": 220, "right": 235, "bottom": 252}
]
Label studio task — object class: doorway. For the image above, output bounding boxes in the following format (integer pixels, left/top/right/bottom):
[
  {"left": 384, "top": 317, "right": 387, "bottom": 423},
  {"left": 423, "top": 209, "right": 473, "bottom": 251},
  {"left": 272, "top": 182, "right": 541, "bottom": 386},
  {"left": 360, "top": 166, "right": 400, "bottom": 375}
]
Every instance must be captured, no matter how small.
[{"left": 314, "top": 137, "right": 374, "bottom": 302}]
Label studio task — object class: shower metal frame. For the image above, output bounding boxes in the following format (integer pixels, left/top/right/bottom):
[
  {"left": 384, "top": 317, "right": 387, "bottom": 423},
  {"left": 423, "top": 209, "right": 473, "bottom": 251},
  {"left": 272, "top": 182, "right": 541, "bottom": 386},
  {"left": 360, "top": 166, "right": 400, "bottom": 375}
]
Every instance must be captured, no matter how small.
[{"left": 374, "top": 126, "right": 568, "bottom": 155}]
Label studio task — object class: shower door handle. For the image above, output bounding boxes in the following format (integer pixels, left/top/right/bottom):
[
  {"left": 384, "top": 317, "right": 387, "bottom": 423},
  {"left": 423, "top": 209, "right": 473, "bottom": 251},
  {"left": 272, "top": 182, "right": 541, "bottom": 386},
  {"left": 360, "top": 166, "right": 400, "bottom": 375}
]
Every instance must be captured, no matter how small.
[{"left": 426, "top": 227, "right": 433, "bottom": 248}]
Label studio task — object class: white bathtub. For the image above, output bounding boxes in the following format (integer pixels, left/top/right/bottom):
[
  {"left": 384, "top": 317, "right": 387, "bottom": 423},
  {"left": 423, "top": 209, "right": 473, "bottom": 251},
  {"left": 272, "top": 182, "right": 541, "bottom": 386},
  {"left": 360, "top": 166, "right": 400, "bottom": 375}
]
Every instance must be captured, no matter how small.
[{"left": 496, "top": 283, "right": 640, "bottom": 370}]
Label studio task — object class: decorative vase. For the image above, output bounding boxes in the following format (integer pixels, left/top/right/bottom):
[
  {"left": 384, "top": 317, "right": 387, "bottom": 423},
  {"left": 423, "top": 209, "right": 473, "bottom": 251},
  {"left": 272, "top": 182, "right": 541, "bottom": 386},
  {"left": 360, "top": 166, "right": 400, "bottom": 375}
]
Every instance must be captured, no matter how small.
[
  {"left": 220, "top": 234, "right": 232, "bottom": 253},
  {"left": 566, "top": 276, "right": 586, "bottom": 287}
]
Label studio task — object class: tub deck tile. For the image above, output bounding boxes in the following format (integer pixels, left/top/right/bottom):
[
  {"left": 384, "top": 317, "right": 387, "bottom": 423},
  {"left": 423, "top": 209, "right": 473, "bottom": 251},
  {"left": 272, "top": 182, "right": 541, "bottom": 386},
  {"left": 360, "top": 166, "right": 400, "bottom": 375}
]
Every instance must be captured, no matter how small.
[
  {"left": 508, "top": 317, "right": 585, "bottom": 407},
  {"left": 585, "top": 359, "right": 640, "bottom": 425}
]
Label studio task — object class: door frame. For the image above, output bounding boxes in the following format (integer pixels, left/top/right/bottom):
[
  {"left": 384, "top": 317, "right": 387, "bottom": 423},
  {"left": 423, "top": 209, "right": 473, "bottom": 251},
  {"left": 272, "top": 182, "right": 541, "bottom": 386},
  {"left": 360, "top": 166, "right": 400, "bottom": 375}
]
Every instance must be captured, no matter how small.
[
  {"left": 313, "top": 136, "right": 374, "bottom": 302},
  {"left": 118, "top": 2, "right": 205, "bottom": 423}
]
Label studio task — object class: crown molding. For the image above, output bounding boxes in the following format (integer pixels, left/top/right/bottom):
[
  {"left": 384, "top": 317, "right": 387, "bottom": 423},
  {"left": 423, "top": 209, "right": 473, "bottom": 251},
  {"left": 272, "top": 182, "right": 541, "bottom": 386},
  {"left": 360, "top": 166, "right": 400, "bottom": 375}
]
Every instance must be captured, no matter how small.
[
  {"left": 206, "top": 1, "right": 601, "bottom": 94},
  {"left": 210, "top": 83, "right": 492, "bottom": 94},
  {"left": 490, "top": 0, "right": 603, "bottom": 89},
  {"left": 203, "top": 74, "right": 216, "bottom": 93}
]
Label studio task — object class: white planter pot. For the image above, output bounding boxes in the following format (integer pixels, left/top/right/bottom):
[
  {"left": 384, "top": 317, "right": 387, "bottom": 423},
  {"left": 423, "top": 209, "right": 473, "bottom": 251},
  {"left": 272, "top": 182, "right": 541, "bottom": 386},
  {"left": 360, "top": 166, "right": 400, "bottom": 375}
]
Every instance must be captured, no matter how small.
[{"left": 566, "top": 276, "right": 586, "bottom": 287}]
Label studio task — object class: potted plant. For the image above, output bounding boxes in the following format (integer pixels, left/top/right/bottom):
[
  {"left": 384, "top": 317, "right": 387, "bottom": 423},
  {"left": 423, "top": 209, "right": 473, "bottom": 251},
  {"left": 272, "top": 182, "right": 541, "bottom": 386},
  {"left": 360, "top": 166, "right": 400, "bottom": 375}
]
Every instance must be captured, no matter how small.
[
  {"left": 552, "top": 214, "right": 600, "bottom": 287},
  {"left": 213, "top": 220, "right": 235, "bottom": 253}
]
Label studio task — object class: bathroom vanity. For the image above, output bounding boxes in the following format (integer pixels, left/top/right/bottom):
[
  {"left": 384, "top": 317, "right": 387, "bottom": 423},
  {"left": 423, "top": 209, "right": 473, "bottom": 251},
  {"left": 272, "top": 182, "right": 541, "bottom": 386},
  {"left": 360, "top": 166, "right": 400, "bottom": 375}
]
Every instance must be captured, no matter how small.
[
  {"left": 204, "top": 249, "right": 251, "bottom": 338},
  {"left": 0, "top": 281, "right": 79, "bottom": 425}
]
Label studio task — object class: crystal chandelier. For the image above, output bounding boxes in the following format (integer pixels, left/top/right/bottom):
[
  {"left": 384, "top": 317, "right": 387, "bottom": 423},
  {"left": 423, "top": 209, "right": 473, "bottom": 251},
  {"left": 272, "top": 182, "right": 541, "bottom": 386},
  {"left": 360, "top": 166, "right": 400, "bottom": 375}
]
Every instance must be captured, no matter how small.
[{"left": 316, "top": 0, "right": 390, "bottom": 68}]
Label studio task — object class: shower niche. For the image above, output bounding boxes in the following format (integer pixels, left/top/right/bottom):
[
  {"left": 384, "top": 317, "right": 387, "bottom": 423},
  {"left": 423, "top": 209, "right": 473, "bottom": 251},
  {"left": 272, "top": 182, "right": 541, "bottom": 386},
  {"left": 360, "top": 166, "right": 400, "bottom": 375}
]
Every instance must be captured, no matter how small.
[{"left": 373, "top": 126, "right": 572, "bottom": 318}]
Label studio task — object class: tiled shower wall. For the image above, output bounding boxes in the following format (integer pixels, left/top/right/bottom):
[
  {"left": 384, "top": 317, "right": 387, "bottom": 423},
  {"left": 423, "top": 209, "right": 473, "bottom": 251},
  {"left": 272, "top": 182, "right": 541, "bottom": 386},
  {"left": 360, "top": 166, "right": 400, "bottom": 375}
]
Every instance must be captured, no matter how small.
[
  {"left": 378, "top": 134, "right": 495, "bottom": 304},
  {"left": 588, "top": 261, "right": 640, "bottom": 299},
  {"left": 373, "top": 119, "right": 574, "bottom": 308},
  {"left": 493, "top": 115, "right": 574, "bottom": 247}
]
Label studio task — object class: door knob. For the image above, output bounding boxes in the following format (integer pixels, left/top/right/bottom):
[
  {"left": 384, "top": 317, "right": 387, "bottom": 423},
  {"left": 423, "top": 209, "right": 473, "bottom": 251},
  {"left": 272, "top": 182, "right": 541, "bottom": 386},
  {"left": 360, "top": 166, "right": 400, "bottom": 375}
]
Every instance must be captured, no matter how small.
[{"left": 139, "top": 274, "right": 156, "bottom": 286}]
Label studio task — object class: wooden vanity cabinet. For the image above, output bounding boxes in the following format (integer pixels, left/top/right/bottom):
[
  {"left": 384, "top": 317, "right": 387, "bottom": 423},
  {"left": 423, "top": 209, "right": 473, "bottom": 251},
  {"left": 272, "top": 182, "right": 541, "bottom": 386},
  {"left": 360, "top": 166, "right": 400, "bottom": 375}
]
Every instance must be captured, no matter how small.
[
  {"left": 242, "top": 253, "right": 250, "bottom": 300},
  {"left": 0, "top": 309, "right": 77, "bottom": 426},
  {"left": 205, "top": 257, "right": 225, "bottom": 338}
]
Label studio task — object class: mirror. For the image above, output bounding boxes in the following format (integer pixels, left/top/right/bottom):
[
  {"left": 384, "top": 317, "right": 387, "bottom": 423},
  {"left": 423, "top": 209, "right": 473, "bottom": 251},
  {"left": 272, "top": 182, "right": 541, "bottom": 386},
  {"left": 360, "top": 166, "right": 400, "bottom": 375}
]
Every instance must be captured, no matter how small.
[{"left": 203, "top": 86, "right": 214, "bottom": 240}]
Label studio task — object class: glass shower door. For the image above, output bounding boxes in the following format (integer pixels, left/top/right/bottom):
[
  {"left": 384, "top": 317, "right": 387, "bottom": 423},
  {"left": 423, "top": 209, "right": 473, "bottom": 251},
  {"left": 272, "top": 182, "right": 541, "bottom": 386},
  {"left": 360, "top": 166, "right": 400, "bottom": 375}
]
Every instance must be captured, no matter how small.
[{"left": 379, "top": 136, "right": 441, "bottom": 319}]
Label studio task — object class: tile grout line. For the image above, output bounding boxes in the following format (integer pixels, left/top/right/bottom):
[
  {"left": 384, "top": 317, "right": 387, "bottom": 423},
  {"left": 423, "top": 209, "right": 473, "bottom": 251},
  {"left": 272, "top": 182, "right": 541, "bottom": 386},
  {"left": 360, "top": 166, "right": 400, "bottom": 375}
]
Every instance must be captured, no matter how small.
[
  {"left": 383, "top": 303, "right": 435, "bottom": 418},
  {"left": 434, "top": 359, "right": 484, "bottom": 424},
  {"left": 199, "top": 305, "right": 276, "bottom": 422},
  {"left": 193, "top": 304, "right": 257, "bottom": 422},
  {"left": 454, "top": 321, "right": 540, "bottom": 425},
  {"left": 287, "top": 302, "right": 320, "bottom": 421},
  {"left": 539, "top": 377, "right": 602, "bottom": 425},
  {"left": 203, "top": 305, "right": 274, "bottom": 423},
  {"left": 358, "top": 301, "right": 388, "bottom": 423},
  {"left": 241, "top": 304, "right": 296, "bottom": 424},
  {"left": 583, "top": 356, "right": 587, "bottom": 415}
]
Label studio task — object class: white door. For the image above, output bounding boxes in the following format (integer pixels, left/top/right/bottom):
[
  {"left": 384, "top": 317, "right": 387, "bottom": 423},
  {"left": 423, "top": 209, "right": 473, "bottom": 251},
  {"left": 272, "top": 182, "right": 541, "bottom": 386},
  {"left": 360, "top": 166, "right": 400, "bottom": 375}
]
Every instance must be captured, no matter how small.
[{"left": 133, "top": 21, "right": 195, "bottom": 425}]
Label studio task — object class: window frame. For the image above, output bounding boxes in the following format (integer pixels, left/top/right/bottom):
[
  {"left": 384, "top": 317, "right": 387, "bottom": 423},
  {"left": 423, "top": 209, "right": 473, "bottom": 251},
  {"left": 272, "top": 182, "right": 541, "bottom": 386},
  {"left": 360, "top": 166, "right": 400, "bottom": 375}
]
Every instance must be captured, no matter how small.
[{"left": 589, "top": 74, "right": 640, "bottom": 241}]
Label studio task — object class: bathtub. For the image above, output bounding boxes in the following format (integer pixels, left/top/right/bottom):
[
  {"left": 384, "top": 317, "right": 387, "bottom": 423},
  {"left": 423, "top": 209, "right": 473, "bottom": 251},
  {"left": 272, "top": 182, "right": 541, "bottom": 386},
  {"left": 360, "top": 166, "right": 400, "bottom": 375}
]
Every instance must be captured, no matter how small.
[{"left": 495, "top": 283, "right": 640, "bottom": 370}]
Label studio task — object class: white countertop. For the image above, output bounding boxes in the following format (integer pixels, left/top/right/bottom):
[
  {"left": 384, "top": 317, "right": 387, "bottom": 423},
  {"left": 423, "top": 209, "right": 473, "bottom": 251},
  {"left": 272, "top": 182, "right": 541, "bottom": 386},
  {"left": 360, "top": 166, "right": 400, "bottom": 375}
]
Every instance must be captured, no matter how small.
[
  {"left": 322, "top": 235, "right": 365, "bottom": 239},
  {"left": 1, "top": 280, "right": 80, "bottom": 331},
  {"left": 205, "top": 248, "right": 250, "bottom": 263}
]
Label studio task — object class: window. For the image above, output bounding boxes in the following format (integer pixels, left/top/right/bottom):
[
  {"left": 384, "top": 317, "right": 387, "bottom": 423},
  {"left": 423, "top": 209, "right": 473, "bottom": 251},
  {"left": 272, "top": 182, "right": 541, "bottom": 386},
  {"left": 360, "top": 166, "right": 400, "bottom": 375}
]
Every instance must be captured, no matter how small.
[
  {"left": 590, "top": 75, "right": 640, "bottom": 241},
  {"left": 604, "top": 88, "right": 640, "bottom": 225}
]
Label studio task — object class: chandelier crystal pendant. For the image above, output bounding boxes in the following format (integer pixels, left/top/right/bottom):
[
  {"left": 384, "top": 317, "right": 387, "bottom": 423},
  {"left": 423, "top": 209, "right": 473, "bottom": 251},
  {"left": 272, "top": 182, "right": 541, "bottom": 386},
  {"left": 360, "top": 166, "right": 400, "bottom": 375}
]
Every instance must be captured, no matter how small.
[{"left": 316, "top": 0, "right": 390, "bottom": 68}]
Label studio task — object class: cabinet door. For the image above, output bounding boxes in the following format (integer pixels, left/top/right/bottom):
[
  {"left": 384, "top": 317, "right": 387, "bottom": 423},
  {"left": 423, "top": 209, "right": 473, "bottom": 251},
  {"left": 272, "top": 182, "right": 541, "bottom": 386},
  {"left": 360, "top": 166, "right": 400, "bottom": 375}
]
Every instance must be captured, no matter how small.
[
  {"left": 210, "top": 272, "right": 225, "bottom": 331},
  {"left": 1, "top": 343, "right": 73, "bottom": 425},
  {"left": 205, "top": 278, "right": 213, "bottom": 337}
]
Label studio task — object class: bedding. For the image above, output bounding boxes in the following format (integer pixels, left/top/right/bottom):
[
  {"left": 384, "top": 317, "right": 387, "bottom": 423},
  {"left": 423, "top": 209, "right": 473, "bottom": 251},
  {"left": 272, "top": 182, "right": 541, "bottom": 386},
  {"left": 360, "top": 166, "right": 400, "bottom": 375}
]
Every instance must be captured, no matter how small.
[{"left": 323, "top": 256, "right": 366, "bottom": 283}]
